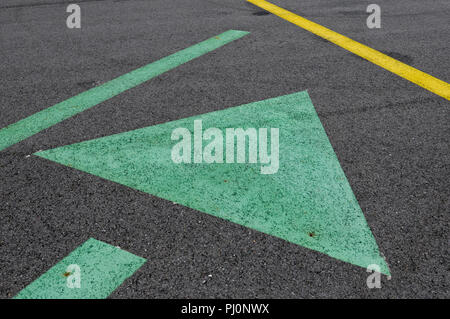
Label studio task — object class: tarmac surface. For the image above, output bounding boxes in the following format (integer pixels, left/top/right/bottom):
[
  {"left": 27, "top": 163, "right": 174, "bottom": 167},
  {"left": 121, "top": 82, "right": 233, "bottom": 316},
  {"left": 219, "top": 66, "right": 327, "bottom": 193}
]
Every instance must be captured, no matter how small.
[{"left": 0, "top": 0, "right": 448, "bottom": 298}]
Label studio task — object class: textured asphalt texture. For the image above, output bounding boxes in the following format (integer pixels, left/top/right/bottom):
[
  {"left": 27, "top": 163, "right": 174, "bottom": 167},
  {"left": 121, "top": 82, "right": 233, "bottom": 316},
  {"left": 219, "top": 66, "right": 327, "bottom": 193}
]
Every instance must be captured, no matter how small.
[{"left": 0, "top": 0, "right": 448, "bottom": 298}]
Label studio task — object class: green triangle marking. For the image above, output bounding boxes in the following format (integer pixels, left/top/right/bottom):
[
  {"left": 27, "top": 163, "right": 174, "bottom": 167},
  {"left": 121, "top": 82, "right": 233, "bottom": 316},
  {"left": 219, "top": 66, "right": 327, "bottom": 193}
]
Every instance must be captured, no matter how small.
[{"left": 35, "top": 91, "right": 389, "bottom": 274}]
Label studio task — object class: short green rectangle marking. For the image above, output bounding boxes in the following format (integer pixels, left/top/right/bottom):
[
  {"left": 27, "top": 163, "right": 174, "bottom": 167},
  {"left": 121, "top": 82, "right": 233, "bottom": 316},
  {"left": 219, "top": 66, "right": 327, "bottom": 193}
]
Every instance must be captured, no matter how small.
[
  {"left": 0, "top": 30, "right": 249, "bottom": 151},
  {"left": 14, "top": 238, "right": 146, "bottom": 299}
]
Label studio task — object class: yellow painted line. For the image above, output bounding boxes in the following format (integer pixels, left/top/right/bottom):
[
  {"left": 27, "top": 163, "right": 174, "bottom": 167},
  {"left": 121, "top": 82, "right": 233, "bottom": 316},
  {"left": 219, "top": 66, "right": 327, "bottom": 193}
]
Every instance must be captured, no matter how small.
[{"left": 248, "top": 0, "right": 450, "bottom": 100}]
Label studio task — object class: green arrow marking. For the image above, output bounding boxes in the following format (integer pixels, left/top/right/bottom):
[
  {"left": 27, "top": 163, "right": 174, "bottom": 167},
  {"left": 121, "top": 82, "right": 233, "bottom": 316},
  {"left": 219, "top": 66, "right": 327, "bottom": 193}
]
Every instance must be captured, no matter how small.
[
  {"left": 0, "top": 30, "right": 249, "bottom": 152},
  {"left": 35, "top": 91, "right": 389, "bottom": 274},
  {"left": 14, "top": 238, "right": 146, "bottom": 299}
]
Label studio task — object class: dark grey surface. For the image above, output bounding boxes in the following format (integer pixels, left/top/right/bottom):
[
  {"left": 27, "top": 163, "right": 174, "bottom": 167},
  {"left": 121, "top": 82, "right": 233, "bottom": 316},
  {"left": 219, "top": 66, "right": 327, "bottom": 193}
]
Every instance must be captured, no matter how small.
[{"left": 0, "top": 0, "right": 448, "bottom": 298}]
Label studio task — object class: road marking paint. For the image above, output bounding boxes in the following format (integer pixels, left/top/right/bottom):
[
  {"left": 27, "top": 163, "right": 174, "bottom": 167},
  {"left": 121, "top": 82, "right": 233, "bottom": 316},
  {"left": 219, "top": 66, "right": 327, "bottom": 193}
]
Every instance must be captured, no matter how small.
[
  {"left": 35, "top": 91, "right": 390, "bottom": 274},
  {"left": 247, "top": 0, "right": 450, "bottom": 100},
  {"left": 0, "top": 30, "right": 249, "bottom": 152},
  {"left": 14, "top": 238, "right": 146, "bottom": 299}
]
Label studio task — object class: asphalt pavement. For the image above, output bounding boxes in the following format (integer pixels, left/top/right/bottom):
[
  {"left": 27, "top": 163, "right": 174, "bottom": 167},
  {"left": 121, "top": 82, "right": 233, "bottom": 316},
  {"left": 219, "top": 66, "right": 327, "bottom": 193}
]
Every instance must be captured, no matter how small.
[{"left": 0, "top": 0, "right": 448, "bottom": 298}]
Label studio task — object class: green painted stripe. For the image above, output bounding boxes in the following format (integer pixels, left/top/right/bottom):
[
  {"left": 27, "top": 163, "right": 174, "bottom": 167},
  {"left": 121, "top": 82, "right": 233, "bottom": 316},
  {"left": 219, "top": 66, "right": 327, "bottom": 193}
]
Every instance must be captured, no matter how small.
[
  {"left": 0, "top": 30, "right": 249, "bottom": 152},
  {"left": 36, "top": 91, "right": 390, "bottom": 274},
  {"left": 14, "top": 238, "right": 146, "bottom": 299}
]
